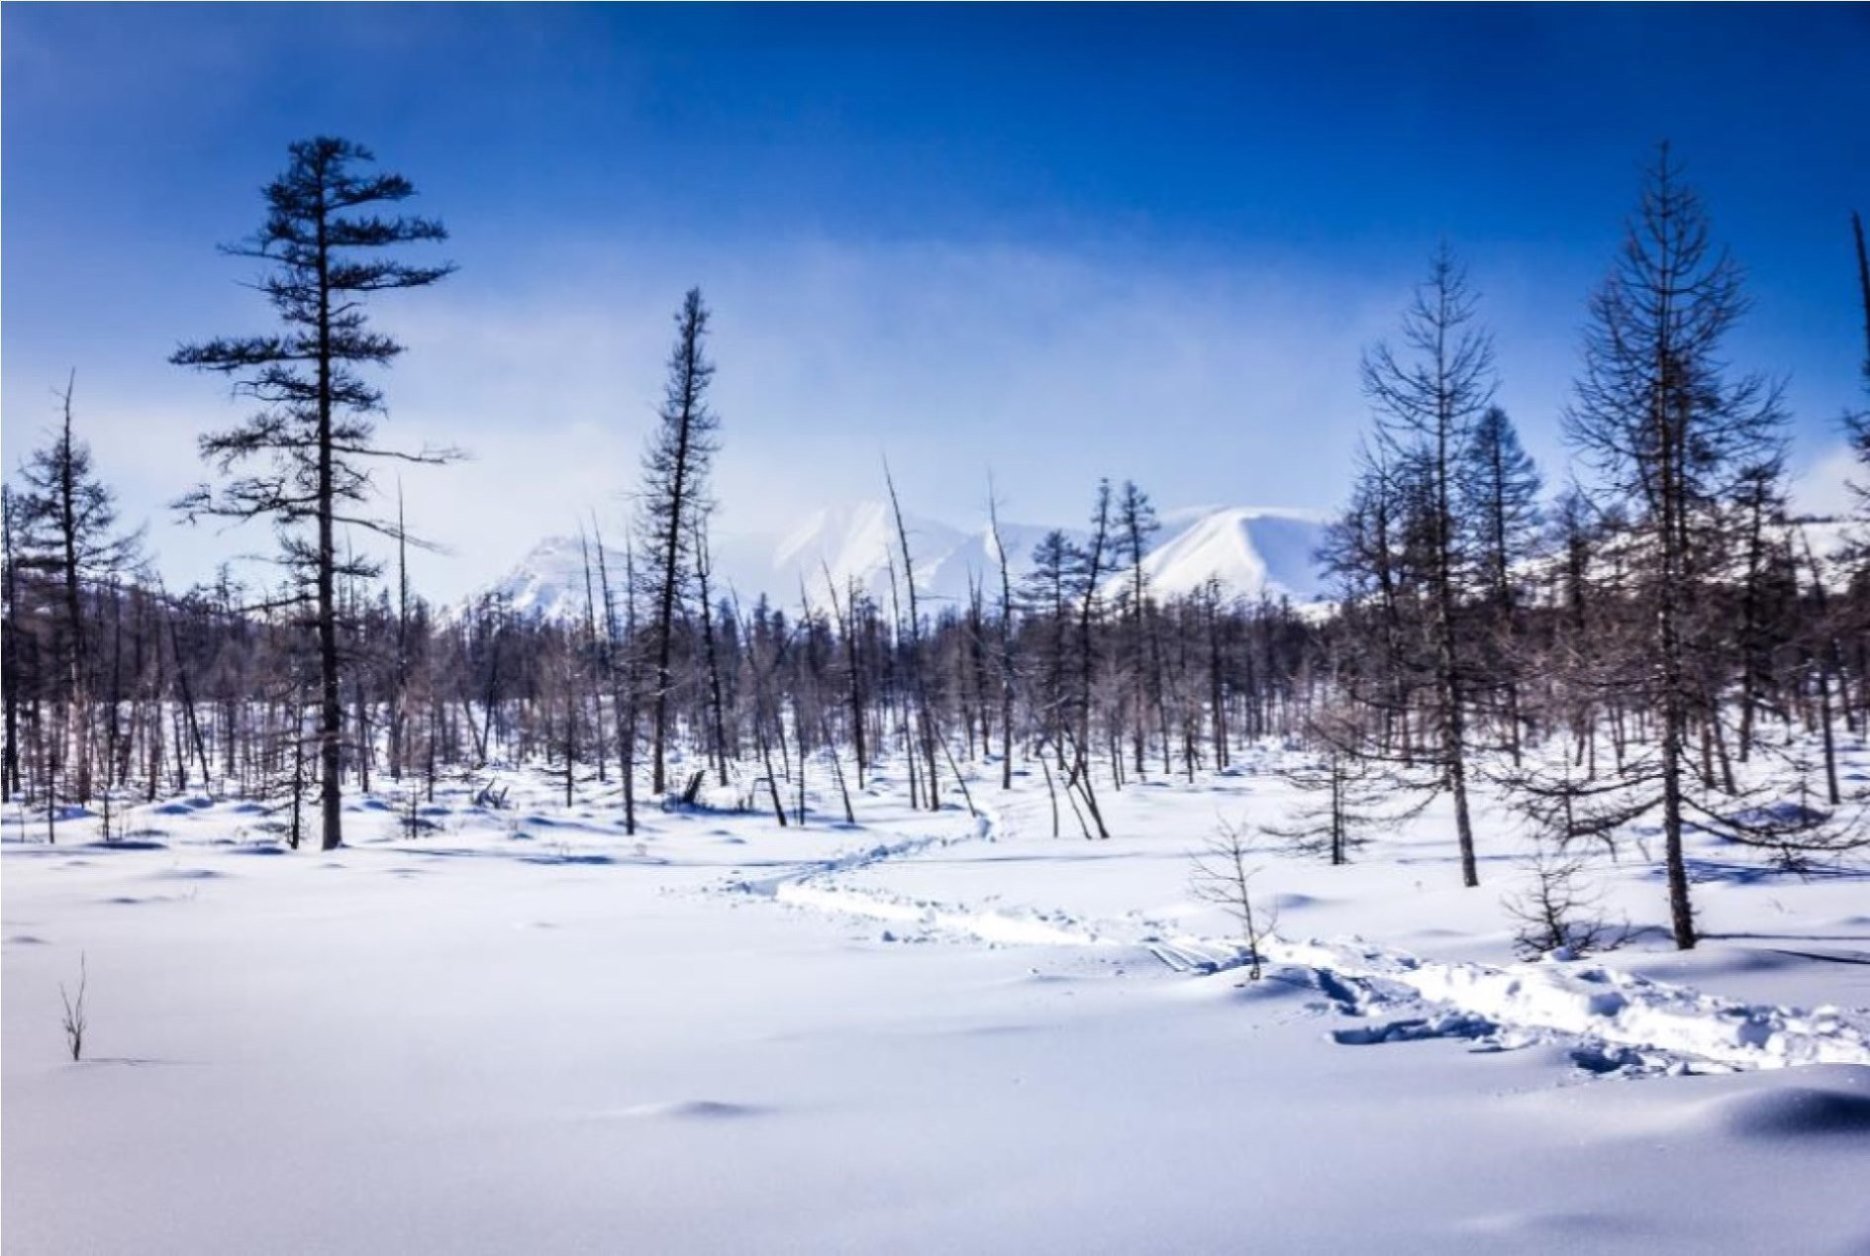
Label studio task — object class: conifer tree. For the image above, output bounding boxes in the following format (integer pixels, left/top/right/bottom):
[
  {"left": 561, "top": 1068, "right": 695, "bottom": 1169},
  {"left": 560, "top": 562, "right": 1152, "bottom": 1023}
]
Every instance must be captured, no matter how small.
[
  {"left": 1564, "top": 145, "right": 1789, "bottom": 948},
  {"left": 172, "top": 136, "right": 456, "bottom": 850},
  {"left": 14, "top": 374, "right": 144, "bottom": 804},
  {"left": 637, "top": 288, "right": 719, "bottom": 797},
  {"left": 1362, "top": 246, "right": 1498, "bottom": 886}
]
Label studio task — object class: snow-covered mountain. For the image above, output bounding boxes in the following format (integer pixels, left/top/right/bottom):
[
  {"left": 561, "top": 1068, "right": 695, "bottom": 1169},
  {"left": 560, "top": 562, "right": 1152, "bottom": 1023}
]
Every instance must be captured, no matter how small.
[
  {"left": 1126, "top": 506, "right": 1330, "bottom": 602},
  {"left": 473, "top": 501, "right": 1330, "bottom": 621},
  {"left": 478, "top": 534, "right": 617, "bottom": 621}
]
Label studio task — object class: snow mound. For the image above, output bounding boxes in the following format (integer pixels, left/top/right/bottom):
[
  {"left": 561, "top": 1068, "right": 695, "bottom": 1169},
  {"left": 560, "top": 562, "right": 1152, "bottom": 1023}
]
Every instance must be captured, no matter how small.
[
  {"left": 1710, "top": 1076, "right": 1870, "bottom": 1139},
  {"left": 611, "top": 1100, "right": 770, "bottom": 1121},
  {"left": 1271, "top": 937, "right": 1870, "bottom": 1072}
]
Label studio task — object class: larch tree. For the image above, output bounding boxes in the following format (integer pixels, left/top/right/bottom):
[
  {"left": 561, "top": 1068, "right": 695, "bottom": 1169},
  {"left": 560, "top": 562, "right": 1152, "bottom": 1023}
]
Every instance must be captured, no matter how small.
[
  {"left": 637, "top": 287, "right": 719, "bottom": 798},
  {"left": 1848, "top": 211, "right": 1870, "bottom": 501},
  {"left": 172, "top": 136, "right": 456, "bottom": 851},
  {"left": 1070, "top": 479, "right": 1114, "bottom": 837},
  {"left": 1362, "top": 245, "right": 1497, "bottom": 887},
  {"left": 1320, "top": 444, "right": 1416, "bottom": 758},
  {"left": 986, "top": 482, "right": 1017, "bottom": 791},
  {"left": 1, "top": 485, "right": 21, "bottom": 802},
  {"left": 691, "top": 514, "right": 731, "bottom": 787},
  {"left": 1459, "top": 405, "right": 1542, "bottom": 762},
  {"left": 1116, "top": 480, "right": 1163, "bottom": 776},
  {"left": 14, "top": 373, "right": 145, "bottom": 805},
  {"left": 885, "top": 463, "right": 939, "bottom": 810},
  {"left": 1564, "top": 144, "right": 1788, "bottom": 949}
]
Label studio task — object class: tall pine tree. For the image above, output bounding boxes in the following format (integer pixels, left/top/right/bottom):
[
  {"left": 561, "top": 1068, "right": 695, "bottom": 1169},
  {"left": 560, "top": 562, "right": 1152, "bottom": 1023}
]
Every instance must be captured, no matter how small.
[{"left": 173, "top": 137, "right": 456, "bottom": 851}]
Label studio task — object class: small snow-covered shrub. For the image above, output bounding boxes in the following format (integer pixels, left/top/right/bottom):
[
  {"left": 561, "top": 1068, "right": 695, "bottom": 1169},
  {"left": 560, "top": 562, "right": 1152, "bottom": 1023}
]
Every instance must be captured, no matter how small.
[
  {"left": 1503, "top": 854, "right": 1629, "bottom": 961},
  {"left": 1189, "top": 818, "right": 1279, "bottom": 980}
]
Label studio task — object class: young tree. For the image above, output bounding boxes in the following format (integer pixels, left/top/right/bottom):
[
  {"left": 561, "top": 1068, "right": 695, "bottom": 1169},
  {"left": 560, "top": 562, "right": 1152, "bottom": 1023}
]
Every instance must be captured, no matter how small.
[
  {"left": 884, "top": 463, "right": 940, "bottom": 811},
  {"left": 1461, "top": 407, "right": 1541, "bottom": 609},
  {"left": 14, "top": 374, "right": 144, "bottom": 803},
  {"left": 986, "top": 482, "right": 1017, "bottom": 791},
  {"left": 1320, "top": 445, "right": 1417, "bottom": 758},
  {"left": 1362, "top": 246, "right": 1498, "bottom": 886},
  {"left": 1847, "top": 211, "right": 1870, "bottom": 505},
  {"left": 1730, "top": 459, "right": 1791, "bottom": 760},
  {"left": 1, "top": 485, "right": 21, "bottom": 802},
  {"left": 1116, "top": 480, "right": 1163, "bottom": 775},
  {"left": 1502, "top": 853, "right": 1628, "bottom": 961},
  {"left": 1022, "top": 532, "right": 1080, "bottom": 754},
  {"left": 1190, "top": 818, "right": 1276, "bottom": 980},
  {"left": 172, "top": 137, "right": 455, "bottom": 851},
  {"left": 1069, "top": 480, "right": 1115, "bottom": 837},
  {"left": 1260, "top": 709, "right": 1430, "bottom": 865},
  {"left": 637, "top": 288, "right": 719, "bottom": 797},
  {"left": 1460, "top": 405, "right": 1542, "bottom": 763}
]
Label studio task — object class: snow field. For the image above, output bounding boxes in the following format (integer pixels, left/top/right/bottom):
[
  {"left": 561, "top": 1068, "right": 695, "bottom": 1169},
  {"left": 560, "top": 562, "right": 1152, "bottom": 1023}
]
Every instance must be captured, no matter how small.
[{"left": 5, "top": 746, "right": 1870, "bottom": 1253}]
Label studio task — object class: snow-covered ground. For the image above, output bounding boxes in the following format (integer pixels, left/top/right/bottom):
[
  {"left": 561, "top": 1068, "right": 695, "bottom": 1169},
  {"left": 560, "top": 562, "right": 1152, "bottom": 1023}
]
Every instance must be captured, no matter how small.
[{"left": 6, "top": 747, "right": 1870, "bottom": 1253}]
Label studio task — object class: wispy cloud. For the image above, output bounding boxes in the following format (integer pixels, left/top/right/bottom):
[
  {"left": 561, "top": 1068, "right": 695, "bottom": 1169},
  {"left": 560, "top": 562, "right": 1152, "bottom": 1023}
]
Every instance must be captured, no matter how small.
[
  {"left": 16, "top": 237, "right": 1408, "bottom": 601},
  {"left": 11, "top": 230, "right": 1852, "bottom": 604}
]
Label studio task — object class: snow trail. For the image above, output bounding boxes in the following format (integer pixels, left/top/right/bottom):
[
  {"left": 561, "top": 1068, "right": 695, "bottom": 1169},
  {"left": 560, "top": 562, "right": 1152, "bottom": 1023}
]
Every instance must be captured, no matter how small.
[{"left": 732, "top": 804, "right": 1870, "bottom": 1076}]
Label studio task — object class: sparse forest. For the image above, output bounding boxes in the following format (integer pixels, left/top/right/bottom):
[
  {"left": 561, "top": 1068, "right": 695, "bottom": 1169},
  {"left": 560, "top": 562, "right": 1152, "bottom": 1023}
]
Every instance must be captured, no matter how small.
[
  {"left": 8, "top": 9, "right": 1870, "bottom": 1251},
  {"left": 5, "top": 141, "right": 1870, "bottom": 952}
]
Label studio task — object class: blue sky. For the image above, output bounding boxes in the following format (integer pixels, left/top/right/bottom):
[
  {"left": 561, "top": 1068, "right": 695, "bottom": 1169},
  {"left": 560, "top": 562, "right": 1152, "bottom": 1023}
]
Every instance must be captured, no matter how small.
[{"left": 5, "top": 4, "right": 1867, "bottom": 598}]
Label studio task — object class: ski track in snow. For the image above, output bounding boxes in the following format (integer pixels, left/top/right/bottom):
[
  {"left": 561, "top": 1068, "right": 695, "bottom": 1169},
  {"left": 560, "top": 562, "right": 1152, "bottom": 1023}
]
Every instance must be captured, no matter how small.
[{"left": 728, "top": 803, "right": 1870, "bottom": 1079}]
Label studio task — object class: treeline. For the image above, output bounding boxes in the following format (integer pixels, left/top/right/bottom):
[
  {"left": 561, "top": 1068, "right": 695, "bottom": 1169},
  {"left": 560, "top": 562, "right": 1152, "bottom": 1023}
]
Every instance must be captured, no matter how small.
[
  {"left": 0, "top": 465, "right": 1327, "bottom": 844},
  {"left": 4, "top": 138, "right": 1870, "bottom": 951}
]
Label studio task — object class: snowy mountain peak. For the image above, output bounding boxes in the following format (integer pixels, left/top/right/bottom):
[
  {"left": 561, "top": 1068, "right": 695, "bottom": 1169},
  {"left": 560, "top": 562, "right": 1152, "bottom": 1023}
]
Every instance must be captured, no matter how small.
[
  {"left": 475, "top": 501, "right": 1328, "bottom": 621},
  {"left": 1134, "top": 507, "right": 1328, "bottom": 601},
  {"left": 769, "top": 499, "right": 966, "bottom": 597},
  {"left": 478, "top": 534, "right": 623, "bottom": 621}
]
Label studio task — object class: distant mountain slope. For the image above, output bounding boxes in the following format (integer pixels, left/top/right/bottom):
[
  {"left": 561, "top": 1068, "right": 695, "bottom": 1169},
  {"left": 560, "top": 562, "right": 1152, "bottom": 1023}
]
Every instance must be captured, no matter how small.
[
  {"left": 480, "top": 535, "right": 618, "bottom": 622},
  {"left": 474, "top": 501, "right": 1331, "bottom": 621},
  {"left": 1132, "top": 506, "right": 1329, "bottom": 601}
]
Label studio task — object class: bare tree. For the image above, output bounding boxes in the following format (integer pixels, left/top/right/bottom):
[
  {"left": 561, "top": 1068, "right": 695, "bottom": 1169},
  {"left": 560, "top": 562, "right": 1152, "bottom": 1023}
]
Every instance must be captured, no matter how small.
[
  {"left": 1564, "top": 144, "right": 1788, "bottom": 948},
  {"left": 1460, "top": 405, "right": 1541, "bottom": 763},
  {"left": 14, "top": 374, "right": 144, "bottom": 806},
  {"left": 884, "top": 463, "right": 941, "bottom": 811},
  {"left": 1502, "top": 853, "right": 1629, "bottom": 960},
  {"left": 1116, "top": 480, "right": 1163, "bottom": 775},
  {"left": 1069, "top": 480, "right": 1114, "bottom": 838},
  {"left": 1847, "top": 210, "right": 1870, "bottom": 507},
  {"left": 59, "top": 953, "right": 88, "bottom": 1062},
  {"left": 1190, "top": 818, "right": 1276, "bottom": 980},
  {"left": 1, "top": 485, "right": 22, "bottom": 803},
  {"left": 986, "top": 481, "right": 1017, "bottom": 791},
  {"left": 1261, "top": 709, "right": 1431, "bottom": 865},
  {"left": 1362, "top": 245, "right": 1497, "bottom": 888},
  {"left": 691, "top": 516, "right": 731, "bottom": 786}
]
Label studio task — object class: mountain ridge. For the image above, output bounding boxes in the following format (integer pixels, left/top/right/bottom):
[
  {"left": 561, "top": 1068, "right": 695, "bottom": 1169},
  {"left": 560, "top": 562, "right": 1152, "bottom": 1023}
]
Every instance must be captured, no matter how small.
[{"left": 472, "top": 500, "right": 1332, "bottom": 621}]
